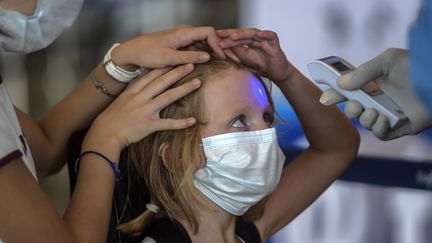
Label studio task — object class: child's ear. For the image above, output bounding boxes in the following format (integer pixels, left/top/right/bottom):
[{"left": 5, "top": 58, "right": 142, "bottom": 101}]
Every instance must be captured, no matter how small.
[{"left": 159, "top": 142, "right": 172, "bottom": 172}]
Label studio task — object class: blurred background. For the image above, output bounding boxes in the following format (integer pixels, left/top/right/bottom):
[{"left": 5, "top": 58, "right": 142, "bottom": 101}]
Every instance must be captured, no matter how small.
[{"left": 1, "top": 0, "right": 432, "bottom": 242}]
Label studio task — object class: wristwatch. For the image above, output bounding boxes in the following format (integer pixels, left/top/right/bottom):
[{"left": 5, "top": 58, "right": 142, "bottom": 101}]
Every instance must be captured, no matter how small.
[{"left": 103, "top": 43, "right": 142, "bottom": 83}]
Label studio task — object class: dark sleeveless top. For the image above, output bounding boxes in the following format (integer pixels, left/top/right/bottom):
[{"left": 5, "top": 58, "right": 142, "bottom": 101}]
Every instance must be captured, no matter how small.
[{"left": 141, "top": 216, "right": 262, "bottom": 243}]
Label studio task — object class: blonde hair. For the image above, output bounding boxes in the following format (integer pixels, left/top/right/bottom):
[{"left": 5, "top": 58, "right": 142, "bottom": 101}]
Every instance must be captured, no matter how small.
[{"left": 118, "top": 55, "right": 275, "bottom": 235}]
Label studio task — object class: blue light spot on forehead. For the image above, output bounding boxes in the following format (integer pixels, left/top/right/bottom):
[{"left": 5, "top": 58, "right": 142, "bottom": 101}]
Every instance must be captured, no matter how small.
[
  {"left": 258, "top": 86, "right": 264, "bottom": 96},
  {"left": 250, "top": 76, "right": 268, "bottom": 106}
]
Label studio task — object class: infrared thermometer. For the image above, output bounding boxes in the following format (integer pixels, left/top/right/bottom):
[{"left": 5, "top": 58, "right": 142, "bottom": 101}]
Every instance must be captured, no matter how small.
[{"left": 307, "top": 56, "right": 407, "bottom": 129}]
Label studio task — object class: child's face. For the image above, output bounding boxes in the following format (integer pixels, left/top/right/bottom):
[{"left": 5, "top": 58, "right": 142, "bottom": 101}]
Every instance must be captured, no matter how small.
[
  {"left": 200, "top": 68, "right": 274, "bottom": 139},
  {"left": 192, "top": 68, "right": 283, "bottom": 214}
]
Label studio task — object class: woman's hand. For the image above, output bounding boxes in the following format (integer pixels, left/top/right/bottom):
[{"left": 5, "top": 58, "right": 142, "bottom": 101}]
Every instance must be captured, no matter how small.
[
  {"left": 84, "top": 64, "right": 200, "bottom": 153},
  {"left": 217, "top": 28, "right": 292, "bottom": 83},
  {"left": 111, "top": 26, "right": 226, "bottom": 70},
  {"left": 63, "top": 65, "right": 201, "bottom": 242}
]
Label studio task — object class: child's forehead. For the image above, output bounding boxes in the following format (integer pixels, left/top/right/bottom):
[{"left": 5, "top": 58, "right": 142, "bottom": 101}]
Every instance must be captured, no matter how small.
[
  {"left": 209, "top": 68, "right": 265, "bottom": 88},
  {"left": 203, "top": 69, "right": 270, "bottom": 106}
]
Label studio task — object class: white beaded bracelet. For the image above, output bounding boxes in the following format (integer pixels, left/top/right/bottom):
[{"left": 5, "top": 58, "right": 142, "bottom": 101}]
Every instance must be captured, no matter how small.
[{"left": 103, "top": 43, "right": 142, "bottom": 83}]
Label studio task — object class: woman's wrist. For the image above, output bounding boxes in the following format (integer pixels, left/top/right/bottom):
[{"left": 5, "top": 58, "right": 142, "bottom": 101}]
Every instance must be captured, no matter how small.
[
  {"left": 269, "top": 63, "right": 298, "bottom": 84},
  {"left": 75, "top": 123, "right": 124, "bottom": 181},
  {"left": 110, "top": 42, "right": 139, "bottom": 72},
  {"left": 102, "top": 43, "right": 142, "bottom": 83},
  {"left": 274, "top": 65, "right": 306, "bottom": 89},
  {"left": 82, "top": 126, "right": 123, "bottom": 165},
  {"left": 87, "top": 64, "right": 129, "bottom": 99}
]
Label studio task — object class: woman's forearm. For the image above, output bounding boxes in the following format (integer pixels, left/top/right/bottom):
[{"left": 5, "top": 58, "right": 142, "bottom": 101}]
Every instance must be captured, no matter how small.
[
  {"left": 255, "top": 66, "right": 360, "bottom": 239},
  {"left": 21, "top": 63, "right": 127, "bottom": 177},
  {"left": 63, "top": 132, "right": 120, "bottom": 243}
]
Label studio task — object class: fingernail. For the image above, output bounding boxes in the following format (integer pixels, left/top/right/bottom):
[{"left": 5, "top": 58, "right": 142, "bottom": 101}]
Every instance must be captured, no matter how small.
[
  {"left": 319, "top": 94, "right": 330, "bottom": 105},
  {"left": 199, "top": 53, "right": 210, "bottom": 61},
  {"left": 185, "top": 63, "right": 194, "bottom": 70},
  {"left": 187, "top": 117, "right": 196, "bottom": 126},
  {"left": 191, "top": 78, "right": 201, "bottom": 88}
]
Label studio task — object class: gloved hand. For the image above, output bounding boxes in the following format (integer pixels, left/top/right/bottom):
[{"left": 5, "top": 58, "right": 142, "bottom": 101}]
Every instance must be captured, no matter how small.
[{"left": 319, "top": 48, "right": 432, "bottom": 140}]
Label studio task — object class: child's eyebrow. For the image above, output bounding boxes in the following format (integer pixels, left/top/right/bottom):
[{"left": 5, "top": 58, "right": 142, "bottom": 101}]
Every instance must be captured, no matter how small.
[{"left": 224, "top": 105, "right": 246, "bottom": 119}]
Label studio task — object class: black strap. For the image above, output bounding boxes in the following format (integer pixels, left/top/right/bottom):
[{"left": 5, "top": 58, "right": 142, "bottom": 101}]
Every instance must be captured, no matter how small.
[
  {"left": 144, "top": 217, "right": 261, "bottom": 243},
  {"left": 235, "top": 217, "right": 262, "bottom": 243},
  {"left": 144, "top": 217, "right": 192, "bottom": 243}
]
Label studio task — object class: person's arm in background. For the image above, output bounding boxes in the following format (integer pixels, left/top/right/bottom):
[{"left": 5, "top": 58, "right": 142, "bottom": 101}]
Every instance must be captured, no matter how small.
[
  {"left": 409, "top": 0, "right": 432, "bottom": 115},
  {"left": 218, "top": 29, "right": 360, "bottom": 241},
  {"left": 319, "top": 0, "right": 432, "bottom": 141},
  {"left": 0, "top": 160, "right": 77, "bottom": 242},
  {"left": 63, "top": 65, "right": 201, "bottom": 242},
  {"left": 18, "top": 26, "right": 225, "bottom": 177},
  {"left": 0, "top": 0, "right": 35, "bottom": 15},
  {"left": 0, "top": 65, "right": 199, "bottom": 242}
]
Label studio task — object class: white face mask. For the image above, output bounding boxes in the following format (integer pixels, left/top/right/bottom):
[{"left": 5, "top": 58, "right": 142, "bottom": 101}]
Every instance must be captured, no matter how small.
[
  {"left": 0, "top": 0, "right": 84, "bottom": 53},
  {"left": 193, "top": 127, "right": 286, "bottom": 216}
]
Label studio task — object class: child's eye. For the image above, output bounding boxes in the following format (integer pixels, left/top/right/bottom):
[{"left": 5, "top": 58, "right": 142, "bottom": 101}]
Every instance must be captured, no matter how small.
[
  {"left": 232, "top": 115, "right": 247, "bottom": 128},
  {"left": 263, "top": 112, "right": 275, "bottom": 125}
]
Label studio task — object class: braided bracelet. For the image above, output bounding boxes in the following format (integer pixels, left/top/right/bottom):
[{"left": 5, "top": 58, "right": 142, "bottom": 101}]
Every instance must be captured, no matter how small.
[
  {"left": 75, "top": 150, "right": 121, "bottom": 181},
  {"left": 91, "top": 71, "right": 118, "bottom": 98}
]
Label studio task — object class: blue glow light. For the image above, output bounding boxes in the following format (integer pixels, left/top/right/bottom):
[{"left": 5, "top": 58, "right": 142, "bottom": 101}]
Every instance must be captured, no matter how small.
[{"left": 250, "top": 76, "right": 268, "bottom": 108}]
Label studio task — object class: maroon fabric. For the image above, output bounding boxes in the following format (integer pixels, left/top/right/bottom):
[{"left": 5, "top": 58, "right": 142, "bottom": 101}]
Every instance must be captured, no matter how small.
[{"left": 0, "top": 150, "right": 22, "bottom": 168}]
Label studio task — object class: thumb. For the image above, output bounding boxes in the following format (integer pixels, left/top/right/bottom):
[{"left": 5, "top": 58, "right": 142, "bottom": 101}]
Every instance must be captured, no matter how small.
[
  {"left": 320, "top": 88, "right": 346, "bottom": 106},
  {"left": 337, "top": 54, "right": 387, "bottom": 90}
]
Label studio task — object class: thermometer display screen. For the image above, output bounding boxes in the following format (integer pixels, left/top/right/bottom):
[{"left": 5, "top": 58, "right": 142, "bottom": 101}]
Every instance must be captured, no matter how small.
[{"left": 331, "top": 61, "right": 351, "bottom": 72}]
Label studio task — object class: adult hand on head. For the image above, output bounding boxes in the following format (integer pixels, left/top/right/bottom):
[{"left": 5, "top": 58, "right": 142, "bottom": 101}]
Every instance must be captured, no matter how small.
[
  {"left": 217, "top": 28, "right": 292, "bottom": 83},
  {"left": 319, "top": 48, "right": 432, "bottom": 140},
  {"left": 109, "top": 26, "right": 226, "bottom": 71},
  {"left": 84, "top": 64, "right": 200, "bottom": 153}
]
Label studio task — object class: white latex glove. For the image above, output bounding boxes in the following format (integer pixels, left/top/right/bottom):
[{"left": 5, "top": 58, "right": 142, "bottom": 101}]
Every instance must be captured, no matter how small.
[{"left": 320, "top": 48, "right": 432, "bottom": 140}]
